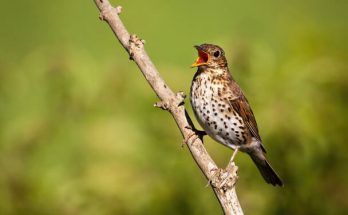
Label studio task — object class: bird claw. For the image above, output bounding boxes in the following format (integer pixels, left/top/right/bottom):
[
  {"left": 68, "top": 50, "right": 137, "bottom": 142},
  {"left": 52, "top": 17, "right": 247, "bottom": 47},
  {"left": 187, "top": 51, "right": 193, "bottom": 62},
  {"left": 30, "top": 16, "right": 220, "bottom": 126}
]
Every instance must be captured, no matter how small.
[
  {"left": 184, "top": 125, "right": 206, "bottom": 139},
  {"left": 207, "top": 166, "right": 238, "bottom": 189},
  {"left": 183, "top": 131, "right": 198, "bottom": 147},
  {"left": 183, "top": 125, "right": 206, "bottom": 146}
]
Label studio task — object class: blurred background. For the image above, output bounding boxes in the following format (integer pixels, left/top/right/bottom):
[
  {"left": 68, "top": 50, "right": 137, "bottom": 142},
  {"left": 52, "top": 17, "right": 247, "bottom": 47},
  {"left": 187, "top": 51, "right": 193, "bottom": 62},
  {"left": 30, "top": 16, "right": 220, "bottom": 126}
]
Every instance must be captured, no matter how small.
[{"left": 0, "top": 0, "right": 347, "bottom": 214}]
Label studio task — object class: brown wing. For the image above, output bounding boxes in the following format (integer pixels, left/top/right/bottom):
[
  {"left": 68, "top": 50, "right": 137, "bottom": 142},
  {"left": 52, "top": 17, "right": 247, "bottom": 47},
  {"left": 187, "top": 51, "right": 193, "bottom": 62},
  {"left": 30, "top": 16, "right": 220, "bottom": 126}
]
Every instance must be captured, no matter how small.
[
  {"left": 229, "top": 94, "right": 262, "bottom": 142},
  {"left": 220, "top": 72, "right": 263, "bottom": 143}
]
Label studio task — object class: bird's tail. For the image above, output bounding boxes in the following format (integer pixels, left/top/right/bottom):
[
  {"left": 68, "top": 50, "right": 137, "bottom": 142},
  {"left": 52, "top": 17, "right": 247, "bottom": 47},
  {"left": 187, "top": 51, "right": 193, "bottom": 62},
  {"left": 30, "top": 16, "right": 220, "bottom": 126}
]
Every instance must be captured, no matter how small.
[{"left": 249, "top": 152, "right": 283, "bottom": 186}]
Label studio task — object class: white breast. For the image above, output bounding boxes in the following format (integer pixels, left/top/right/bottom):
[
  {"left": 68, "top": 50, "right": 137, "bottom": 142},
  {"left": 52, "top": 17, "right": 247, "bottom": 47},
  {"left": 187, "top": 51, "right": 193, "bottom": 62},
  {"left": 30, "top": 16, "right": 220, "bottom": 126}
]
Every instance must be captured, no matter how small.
[{"left": 190, "top": 72, "right": 246, "bottom": 149}]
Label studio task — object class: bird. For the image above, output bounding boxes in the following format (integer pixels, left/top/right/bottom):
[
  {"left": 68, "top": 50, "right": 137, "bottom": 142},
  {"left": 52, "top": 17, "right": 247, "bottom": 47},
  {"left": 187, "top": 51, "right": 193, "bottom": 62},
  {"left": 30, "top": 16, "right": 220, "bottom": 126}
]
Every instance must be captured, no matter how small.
[{"left": 190, "top": 43, "right": 283, "bottom": 186}]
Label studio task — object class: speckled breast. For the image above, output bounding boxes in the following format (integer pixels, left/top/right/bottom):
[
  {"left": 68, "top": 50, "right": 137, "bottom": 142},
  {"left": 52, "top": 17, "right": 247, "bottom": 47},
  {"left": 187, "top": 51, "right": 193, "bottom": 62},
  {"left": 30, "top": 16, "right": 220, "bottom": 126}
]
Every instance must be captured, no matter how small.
[{"left": 190, "top": 72, "right": 247, "bottom": 149}]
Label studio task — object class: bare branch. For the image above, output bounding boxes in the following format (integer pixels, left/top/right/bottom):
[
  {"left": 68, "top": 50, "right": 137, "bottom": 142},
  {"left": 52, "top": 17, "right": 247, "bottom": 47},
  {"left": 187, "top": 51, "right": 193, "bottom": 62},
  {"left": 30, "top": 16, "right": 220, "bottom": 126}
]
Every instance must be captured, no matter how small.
[{"left": 93, "top": 1, "right": 244, "bottom": 214}]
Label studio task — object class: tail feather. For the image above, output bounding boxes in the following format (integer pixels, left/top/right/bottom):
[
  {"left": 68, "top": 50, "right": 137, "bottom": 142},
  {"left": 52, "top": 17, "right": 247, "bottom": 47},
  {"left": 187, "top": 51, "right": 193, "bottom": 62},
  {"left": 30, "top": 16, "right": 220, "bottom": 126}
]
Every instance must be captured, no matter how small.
[{"left": 250, "top": 153, "right": 283, "bottom": 186}]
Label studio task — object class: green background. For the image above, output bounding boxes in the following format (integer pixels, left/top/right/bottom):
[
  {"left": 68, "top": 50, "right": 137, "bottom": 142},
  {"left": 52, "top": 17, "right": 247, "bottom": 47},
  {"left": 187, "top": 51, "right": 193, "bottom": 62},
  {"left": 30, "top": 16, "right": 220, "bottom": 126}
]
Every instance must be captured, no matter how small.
[{"left": 1, "top": 0, "right": 347, "bottom": 214}]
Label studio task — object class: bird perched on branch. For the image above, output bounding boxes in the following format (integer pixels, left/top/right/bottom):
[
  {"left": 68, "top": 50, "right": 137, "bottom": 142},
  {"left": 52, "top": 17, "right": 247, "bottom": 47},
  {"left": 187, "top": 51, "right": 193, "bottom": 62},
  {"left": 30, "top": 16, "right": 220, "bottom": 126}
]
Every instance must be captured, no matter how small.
[{"left": 190, "top": 44, "right": 283, "bottom": 186}]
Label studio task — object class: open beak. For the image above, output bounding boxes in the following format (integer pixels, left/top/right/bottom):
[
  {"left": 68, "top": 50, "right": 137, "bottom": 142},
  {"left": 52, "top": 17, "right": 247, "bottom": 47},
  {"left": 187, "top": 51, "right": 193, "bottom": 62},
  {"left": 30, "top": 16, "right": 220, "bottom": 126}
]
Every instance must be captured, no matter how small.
[{"left": 191, "top": 45, "right": 210, "bottom": 67}]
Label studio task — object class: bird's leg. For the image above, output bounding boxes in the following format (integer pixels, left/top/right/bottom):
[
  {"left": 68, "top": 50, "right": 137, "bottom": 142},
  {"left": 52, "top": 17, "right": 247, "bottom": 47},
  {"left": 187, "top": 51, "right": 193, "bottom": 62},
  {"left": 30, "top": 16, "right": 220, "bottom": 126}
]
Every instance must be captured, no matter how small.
[
  {"left": 229, "top": 147, "right": 239, "bottom": 164},
  {"left": 194, "top": 129, "right": 207, "bottom": 140},
  {"left": 183, "top": 125, "right": 206, "bottom": 147},
  {"left": 226, "top": 147, "right": 239, "bottom": 174},
  {"left": 212, "top": 147, "right": 240, "bottom": 189},
  {"left": 207, "top": 167, "right": 239, "bottom": 189}
]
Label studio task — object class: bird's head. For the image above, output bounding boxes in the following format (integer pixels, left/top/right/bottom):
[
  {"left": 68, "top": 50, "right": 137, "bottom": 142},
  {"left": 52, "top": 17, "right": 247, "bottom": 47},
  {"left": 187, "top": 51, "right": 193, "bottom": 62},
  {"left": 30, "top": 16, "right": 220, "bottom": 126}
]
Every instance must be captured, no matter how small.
[{"left": 191, "top": 44, "right": 227, "bottom": 69}]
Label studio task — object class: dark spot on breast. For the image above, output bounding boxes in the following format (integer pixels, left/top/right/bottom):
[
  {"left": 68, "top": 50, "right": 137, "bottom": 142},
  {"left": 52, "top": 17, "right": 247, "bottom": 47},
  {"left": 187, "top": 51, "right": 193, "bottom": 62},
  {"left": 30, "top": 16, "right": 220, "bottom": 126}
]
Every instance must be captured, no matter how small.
[
  {"left": 239, "top": 126, "right": 244, "bottom": 129},
  {"left": 207, "top": 110, "right": 210, "bottom": 114},
  {"left": 214, "top": 125, "right": 217, "bottom": 129},
  {"left": 231, "top": 128, "right": 235, "bottom": 131},
  {"left": 228, "top": 107, "right": 232, "bottom": 112},
  {"left": 220, "top": 109, "right": 224, "bottom": 112},
  {"left": 225, "top": 125, "right": 228, "bottom": 129},
  {"left": 220, "top": 118, "right": 223, "bottom": 121},
  {"left": 233, "top": 123, "right": 237, "bottom": 126},
  {"left": 238, "top": 119, "right": 243, "bottom": 124},
  {"left": 163, "top": 84, "right": 167, "bottom": 88},
  {"left": 214, "top": 113, "right": 217, "bottom": 116},
  {"left": 219, "top": 128, "right": 223, "bottom": 132},
  {"left": 225, "top": 132, "right": 229, "bottom": 136}
]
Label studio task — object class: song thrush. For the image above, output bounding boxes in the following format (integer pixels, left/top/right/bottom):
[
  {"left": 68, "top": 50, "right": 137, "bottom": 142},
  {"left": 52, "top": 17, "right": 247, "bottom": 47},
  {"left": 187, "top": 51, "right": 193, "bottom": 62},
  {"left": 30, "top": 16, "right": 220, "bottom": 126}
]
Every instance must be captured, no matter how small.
[{"left": 190, "top": 44, "right": 283, "bottom": 186}]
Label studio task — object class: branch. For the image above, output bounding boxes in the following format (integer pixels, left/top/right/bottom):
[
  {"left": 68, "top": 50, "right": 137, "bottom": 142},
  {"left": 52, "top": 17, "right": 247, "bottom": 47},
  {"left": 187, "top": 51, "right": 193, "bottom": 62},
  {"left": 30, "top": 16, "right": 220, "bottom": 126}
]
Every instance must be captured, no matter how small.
[{"left": 93, "top": 1, "right": 244, "bottom": 214}]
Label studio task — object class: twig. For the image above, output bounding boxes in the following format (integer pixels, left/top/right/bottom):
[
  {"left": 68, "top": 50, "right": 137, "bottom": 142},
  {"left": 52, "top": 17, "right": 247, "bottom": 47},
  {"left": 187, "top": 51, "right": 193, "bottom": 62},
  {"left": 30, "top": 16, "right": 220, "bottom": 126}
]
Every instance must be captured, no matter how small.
[{"left": 93, "top": 1, "right": 244, "bottom": 214}]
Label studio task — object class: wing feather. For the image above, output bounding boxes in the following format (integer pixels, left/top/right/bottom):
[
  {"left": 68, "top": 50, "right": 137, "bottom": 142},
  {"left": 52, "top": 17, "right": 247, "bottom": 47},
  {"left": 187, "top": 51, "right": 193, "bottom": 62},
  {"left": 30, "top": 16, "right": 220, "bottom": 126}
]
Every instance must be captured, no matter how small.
[{"left": 229, "top": 95, "right": 261, "bottom": 141}]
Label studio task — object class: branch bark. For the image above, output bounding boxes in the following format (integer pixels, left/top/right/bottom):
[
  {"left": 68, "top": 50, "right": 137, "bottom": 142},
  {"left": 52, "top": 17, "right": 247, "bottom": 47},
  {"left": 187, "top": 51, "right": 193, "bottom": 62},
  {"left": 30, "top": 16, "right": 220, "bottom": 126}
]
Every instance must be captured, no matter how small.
[{"left": 93, "top": 1, "right": 244, "bottom": 214}]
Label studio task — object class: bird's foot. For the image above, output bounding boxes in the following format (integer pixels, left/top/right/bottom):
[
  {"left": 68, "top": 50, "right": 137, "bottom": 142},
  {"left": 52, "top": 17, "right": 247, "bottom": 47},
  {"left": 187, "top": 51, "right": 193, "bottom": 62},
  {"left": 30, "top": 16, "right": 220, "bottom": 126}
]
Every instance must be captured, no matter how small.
[
  {"left": 182, "top": 125, "right": 206, "bottom": 147},
  {"left": 185, "top": 125, "right": 206, "bottom": 139},
  {"left": 207, "top": 165, "right": 239, "bottom": 190}
]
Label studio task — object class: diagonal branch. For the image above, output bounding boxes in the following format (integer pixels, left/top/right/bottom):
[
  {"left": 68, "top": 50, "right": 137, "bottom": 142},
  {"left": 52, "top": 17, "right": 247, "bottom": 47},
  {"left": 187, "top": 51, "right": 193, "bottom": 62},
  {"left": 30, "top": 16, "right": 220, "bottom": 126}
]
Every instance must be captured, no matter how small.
[{"left": 93, "top": 1, "right": 243, "bottom": 214}]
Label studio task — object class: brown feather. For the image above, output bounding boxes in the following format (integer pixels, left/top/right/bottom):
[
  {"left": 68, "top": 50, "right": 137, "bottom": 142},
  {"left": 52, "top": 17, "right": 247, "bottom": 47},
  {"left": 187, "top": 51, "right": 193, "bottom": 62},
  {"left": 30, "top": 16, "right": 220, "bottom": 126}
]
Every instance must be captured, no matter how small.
[
  {"left": 224, "top": 76, "right": 261, "bottom": 141},
  {"left": 229, "top": 94, "right": 261, "bottom": 141}
]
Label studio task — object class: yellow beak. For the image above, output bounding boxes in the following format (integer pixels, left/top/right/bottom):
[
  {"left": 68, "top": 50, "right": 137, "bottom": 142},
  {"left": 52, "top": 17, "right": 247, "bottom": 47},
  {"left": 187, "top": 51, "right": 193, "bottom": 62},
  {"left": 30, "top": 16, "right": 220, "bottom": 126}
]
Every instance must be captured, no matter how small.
[{"left": 191, "top": 46, "right": 210, "bottom": 67}]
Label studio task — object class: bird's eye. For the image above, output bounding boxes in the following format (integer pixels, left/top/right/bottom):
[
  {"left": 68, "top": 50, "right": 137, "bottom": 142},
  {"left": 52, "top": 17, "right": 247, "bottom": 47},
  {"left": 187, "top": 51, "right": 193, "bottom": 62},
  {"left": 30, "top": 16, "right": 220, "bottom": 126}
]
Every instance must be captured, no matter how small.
[{"left": 213, "top": 51, "right": 220, "bottom": 57}]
